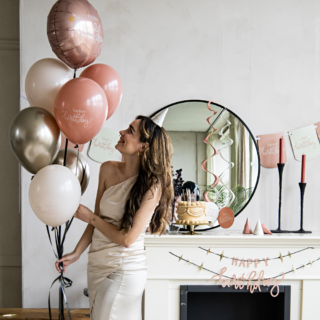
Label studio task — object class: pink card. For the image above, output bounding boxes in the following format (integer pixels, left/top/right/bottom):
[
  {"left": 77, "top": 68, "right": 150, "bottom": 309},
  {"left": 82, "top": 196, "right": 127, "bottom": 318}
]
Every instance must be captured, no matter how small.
[
  {"left": 218, "top": 207, "right": 234, "bottom": 229},
  {"left": 257, "top": 133, "right": 287, "bottom": 168}
]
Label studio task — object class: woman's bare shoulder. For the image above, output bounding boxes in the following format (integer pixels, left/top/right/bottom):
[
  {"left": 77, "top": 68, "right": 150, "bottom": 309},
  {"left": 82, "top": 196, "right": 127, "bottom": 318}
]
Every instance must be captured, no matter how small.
[
  {"left": 100, "top": 161, "right": 124, "bottom": 172},
  {"left": 99, "top": 161, "right": 124, "bottom": 187}
]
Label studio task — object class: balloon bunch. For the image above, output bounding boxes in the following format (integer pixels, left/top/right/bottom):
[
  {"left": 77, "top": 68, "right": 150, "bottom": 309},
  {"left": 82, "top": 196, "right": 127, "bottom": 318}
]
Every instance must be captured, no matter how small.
[{"left": 9, "top": 1, "right": 123, "bottom": 319}]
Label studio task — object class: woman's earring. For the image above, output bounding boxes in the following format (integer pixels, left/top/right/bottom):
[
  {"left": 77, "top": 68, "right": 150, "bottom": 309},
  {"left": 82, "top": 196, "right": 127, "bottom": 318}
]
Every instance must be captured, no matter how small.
[{"left": 138, "top": 152, "right": 140, "bottom": 157}]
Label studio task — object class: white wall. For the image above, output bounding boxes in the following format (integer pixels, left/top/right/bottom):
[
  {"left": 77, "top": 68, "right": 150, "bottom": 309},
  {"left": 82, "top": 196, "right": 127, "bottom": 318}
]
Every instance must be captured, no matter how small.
[{"left": 20, "top": 0, "right": 320, "bottom": 307}]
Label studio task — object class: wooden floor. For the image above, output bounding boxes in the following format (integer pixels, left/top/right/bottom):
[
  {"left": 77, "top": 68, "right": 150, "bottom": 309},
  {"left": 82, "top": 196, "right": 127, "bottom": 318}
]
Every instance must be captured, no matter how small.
[{"left": 0, "top": 309, "right": 90, "bottom": 320}]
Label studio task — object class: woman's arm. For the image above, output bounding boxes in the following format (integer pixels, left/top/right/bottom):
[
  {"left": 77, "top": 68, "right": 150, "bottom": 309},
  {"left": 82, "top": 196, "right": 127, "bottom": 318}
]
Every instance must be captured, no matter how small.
[
  {"left": 55, "top": 164, "right": 108, "bottom": 273},
  {"left": 74, "top": 164, "right": 107, "bottom": 255},
  {"left": 75, "top": 184, "right": 161, "bottom": 248}
]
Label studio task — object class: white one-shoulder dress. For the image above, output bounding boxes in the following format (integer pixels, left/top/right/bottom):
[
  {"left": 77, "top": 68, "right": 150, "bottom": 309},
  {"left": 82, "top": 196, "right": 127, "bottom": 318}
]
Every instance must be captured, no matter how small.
[{"left": 87, "top": 174, "right": 153, "bottom": 320}]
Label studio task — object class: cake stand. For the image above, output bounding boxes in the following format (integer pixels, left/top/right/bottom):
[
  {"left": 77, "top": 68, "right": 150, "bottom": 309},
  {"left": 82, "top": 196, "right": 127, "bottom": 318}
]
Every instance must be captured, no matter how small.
[{"left": 173, "top": 221, "right": 213, "bottom": 235}]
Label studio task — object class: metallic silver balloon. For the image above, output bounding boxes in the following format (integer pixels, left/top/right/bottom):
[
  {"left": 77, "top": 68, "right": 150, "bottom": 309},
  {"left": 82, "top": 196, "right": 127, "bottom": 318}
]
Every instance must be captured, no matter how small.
[
  {"left": 9, "top": 107, "right": 61, "bottom": 174},
  {"left": 53, "top": 149, "right": 90, "bottom": 195}
]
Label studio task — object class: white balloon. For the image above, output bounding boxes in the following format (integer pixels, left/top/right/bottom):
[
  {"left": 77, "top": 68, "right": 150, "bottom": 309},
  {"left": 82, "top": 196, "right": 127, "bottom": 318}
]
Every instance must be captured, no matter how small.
[
  {"left": 25, "top": 58, "right": 73, "bottom": 115},
  {"left": 29, "top": 165, "right": 81, "bottom": 227}
]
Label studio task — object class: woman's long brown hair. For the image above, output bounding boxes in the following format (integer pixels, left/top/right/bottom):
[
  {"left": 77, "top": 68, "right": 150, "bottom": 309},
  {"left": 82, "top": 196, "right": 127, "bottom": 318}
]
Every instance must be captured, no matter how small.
[{"left": 119, "top": 115, "right": 174, "bottom": 235}]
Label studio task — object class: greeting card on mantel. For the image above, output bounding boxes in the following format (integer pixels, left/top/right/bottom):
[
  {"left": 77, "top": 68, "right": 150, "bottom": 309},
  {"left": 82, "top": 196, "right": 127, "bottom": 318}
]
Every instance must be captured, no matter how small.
[
  {"left": 87, "top": 127, "right": 121, "bottom": 163},
  {"left": 289, "top": 125, "right": 320, "bottom": 161},
  {"left": 257, "top": 132, "right": 287, "bottom": 168}
]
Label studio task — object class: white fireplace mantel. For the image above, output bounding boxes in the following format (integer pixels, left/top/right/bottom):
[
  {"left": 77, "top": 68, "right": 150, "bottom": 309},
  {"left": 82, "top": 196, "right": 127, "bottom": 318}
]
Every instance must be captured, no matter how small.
[
  {"left": 145, "top": 230, "right": 320, "bottom": 248},
  {"left": 143, "top": 231, "right": 320, "bottom": 320}
]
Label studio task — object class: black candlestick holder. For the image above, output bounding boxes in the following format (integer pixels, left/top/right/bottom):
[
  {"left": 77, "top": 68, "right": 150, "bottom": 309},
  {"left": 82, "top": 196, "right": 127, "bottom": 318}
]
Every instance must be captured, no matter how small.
[
  {"left": 292, "top": 182, "right": 312, "bottom": 234},
  {"left": 271, "top": 163, "right": 291, "bottom": 233}
]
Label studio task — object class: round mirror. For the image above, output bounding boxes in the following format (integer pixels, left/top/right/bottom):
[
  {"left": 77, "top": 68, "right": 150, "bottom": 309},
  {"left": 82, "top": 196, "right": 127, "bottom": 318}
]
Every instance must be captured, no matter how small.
[{"left": 151, "top": 100, "right": 260, "bottom": 231}]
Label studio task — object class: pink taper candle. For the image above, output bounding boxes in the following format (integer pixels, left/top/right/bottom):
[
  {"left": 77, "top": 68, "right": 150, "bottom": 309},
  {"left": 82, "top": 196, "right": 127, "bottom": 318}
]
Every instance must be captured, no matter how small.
[
  {"left": 279, "top": 137, "right": 284, "bottom": 163},
  {"left": 301, "top": 154, "right": 306, "bottom": 183}
]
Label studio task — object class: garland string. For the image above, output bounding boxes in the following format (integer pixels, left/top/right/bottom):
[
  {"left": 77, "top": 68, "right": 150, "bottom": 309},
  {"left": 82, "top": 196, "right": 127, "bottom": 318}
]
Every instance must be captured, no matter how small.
[
  {"left": 199, "top": 246, "right": 315, "bottom": 262},
  {"left": 169, "top": 251, "right": 320, "bottom": 281}
]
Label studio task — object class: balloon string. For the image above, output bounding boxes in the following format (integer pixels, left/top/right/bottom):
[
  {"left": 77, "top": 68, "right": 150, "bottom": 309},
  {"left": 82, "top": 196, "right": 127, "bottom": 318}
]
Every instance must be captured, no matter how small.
[
  {"left": 46, "top": 226, "right": 73, "bottom": 320},
  {"left": 63, "top": 138, "right": 68, "bottom": 167},
  {"left": 201, "top": 101, "right": 223, "bottom": 202},
  {"left": 47, "top": 68, "right": 78, "bottom": 320},
  {"left": 75, "top": 148, "right": 79, "bottom": 177},
  {"left": 80, "top": 141, "right": 91, "bottom": 187}
]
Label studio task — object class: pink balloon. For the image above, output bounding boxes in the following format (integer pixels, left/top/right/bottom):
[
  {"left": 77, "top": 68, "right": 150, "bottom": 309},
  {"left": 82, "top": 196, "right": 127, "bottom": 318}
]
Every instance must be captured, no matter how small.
[
  {"left": 80, "top": 64, "right": 123, "bottom": 119},
  {"left": 47, "top": 0, "right": 104, "bottom": 69},
  {"left": 54, "top": 78, "right": 108, "bottom": 144}
]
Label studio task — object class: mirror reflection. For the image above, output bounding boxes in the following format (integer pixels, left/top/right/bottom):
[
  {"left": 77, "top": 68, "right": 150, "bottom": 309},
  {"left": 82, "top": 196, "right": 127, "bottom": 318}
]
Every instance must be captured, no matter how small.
[{"left": 152, "top": 100, "right": 260, "bottom": 226}]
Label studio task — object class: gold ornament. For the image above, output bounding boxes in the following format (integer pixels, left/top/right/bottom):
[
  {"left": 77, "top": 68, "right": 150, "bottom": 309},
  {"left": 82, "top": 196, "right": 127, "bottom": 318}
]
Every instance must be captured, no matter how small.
[
  {"left": 179, "top": 255, "right": 183, "bottom": 261},
  {"left": 206, "top": 248, "right": 211, "bottom": 255},
  {"left": 279, "top": 252, "right": 284, "bottom": 262},
  {"left": 292, "top": 265, "right": 296, "bottom": 273},
  {"left": 220, "top": 250, "right": 224, "bottom": 261},
  {"left": 309, "top": 260, "right": 313, "bottom": 266},
  {"left": 288, "top": 251, "right": 292, "bottom": 259},
  {"left": 199, "top": 262, "right": 204, "bottom": 271}
]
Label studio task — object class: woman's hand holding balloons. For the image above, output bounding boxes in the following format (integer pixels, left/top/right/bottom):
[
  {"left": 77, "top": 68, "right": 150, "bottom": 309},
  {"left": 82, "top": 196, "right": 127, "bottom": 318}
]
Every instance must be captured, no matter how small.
[
  {"left": 74, "top": 204, "right": 95, "bottom": 224},
  {"left": 55, "top": 251, "right": 80, "bottom": 274}
]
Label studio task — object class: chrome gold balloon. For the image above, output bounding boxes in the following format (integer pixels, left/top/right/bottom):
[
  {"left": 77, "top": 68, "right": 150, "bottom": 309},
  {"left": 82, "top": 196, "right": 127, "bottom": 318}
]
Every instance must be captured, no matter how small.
[
  {"left": 53, "top": 149, "right": 90, "bottom": 195},
  {"left": 9, "top": 107, "right": 61, "bottom": 174}
]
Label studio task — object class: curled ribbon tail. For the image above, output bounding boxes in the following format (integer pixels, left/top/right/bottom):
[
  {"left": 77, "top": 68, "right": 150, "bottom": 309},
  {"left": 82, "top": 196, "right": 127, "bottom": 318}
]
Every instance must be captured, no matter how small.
[
  {"left": 217, "top": 115, "right": 235, "bottom": 206},
  {"left": 201, "top": 101, "right": 221, "bottom": 202}
]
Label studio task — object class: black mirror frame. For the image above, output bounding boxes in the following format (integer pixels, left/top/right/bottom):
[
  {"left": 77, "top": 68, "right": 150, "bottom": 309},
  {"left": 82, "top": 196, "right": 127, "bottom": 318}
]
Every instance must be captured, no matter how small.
[{"left": 150, "top": 99, "right": 261, "bottom": 231}]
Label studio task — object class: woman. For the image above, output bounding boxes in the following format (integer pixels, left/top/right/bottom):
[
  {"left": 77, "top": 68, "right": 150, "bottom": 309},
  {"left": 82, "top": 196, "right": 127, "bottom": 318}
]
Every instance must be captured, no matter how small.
[{"left": 55, "top": 115, "right": 173, "bottom": 320}]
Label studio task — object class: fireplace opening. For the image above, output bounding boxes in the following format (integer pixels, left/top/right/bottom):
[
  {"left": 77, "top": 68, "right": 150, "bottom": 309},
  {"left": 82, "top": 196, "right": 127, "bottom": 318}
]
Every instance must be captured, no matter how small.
[{"left": 180, "top": 285, "right": 290, "bottom": 320}]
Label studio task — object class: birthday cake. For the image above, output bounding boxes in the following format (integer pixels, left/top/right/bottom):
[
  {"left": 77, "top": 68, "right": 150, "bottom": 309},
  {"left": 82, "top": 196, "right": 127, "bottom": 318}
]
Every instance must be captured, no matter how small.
[{"left": 175, "top": 201, "right": 208, "bottom": 224}]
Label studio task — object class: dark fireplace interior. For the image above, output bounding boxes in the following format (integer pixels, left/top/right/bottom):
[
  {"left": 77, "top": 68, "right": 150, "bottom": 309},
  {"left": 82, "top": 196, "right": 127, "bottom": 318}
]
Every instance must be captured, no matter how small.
[{"left": 180, "top": 285, "right": 290, "bottom": 320}]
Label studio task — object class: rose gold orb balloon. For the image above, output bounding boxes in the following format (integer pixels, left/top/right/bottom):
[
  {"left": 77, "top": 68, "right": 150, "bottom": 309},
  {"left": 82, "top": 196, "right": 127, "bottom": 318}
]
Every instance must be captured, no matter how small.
[{"left": 47, "top": 0, "right": 104, "bottom": 69}]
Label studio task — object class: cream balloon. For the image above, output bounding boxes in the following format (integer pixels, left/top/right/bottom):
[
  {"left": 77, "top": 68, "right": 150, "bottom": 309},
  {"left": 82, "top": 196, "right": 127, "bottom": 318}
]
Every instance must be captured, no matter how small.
[
  {"left": 29, "top": 165, "right": 81, "bottom": 227},
  {"left": 25, "top": 58, "right": 73, "bottom": 115}
]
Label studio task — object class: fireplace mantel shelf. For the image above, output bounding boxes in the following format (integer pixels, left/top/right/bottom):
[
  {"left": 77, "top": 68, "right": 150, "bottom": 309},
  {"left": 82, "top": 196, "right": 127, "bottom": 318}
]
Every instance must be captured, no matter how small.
[{"left": 145, "top": 230, "right": 320, "bottom": 248}]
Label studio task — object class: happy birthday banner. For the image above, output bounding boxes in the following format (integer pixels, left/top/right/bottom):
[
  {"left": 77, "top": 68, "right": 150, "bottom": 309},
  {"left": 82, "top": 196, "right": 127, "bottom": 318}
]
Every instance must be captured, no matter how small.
[
  {"left": 257, "top": 122, "right": 320, "bottom": 168},
  {"left": 170, "top": 247, "right": 320, "bottom": 297}
]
